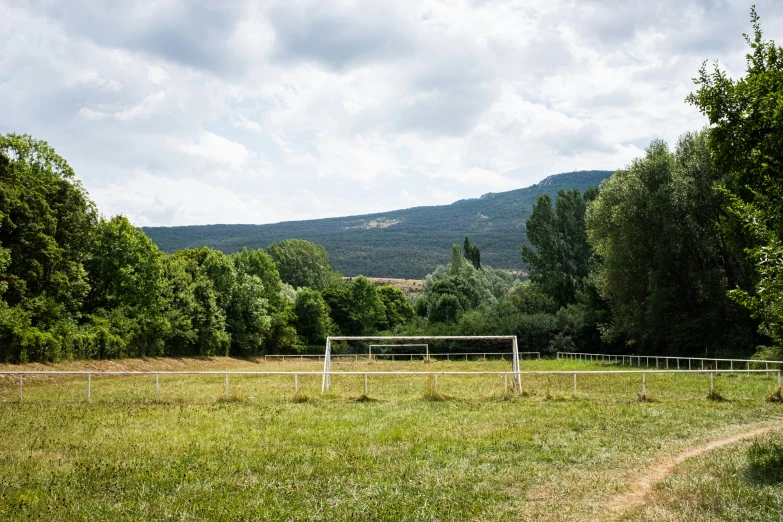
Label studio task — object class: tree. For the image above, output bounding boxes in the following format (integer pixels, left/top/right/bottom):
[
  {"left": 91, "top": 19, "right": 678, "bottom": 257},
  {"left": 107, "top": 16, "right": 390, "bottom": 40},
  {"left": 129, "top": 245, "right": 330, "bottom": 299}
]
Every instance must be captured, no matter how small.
[
  {"left": 521, "top": 189, "right": 592, "bottom": 307},
  {"left": 463, "top": 236, "right": 481, "bottom": 269},
  {"left": 293, "top": 288, "right": 335, "bottom": 345},
  {"left": 377, "top": 286, "right": 414, "bottom": 330},
  {"left": 267, "top": 239, "right": 340, "bottom": 290},
  {"left": 321, "top": 284, "right": 360, "bottom": 335},
  {"left": 163, "top": 248, "right": 231, "bottom": 356},
  {"left": 586, "top": 133, "right": 759, "bottom": 355},
  {"left": 350, "top": 276, "right": 386, "bottom": 334},
  {"left": 687, "top": 8, "right": 783, "bottom": 349},
  {"left": 86, "top": 215, "right": 169, "bottom": 356},
  {"left": 0, "top": 133, "right": 98, "bottom": 362}
]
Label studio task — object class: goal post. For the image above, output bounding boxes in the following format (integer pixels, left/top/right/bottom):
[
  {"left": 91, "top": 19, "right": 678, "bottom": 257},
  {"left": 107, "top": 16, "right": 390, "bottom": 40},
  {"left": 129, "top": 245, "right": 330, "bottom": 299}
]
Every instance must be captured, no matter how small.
[
  {"left": 368, "top": 344, "right": 429, "bottom": 361},
  {"left": 322, "top": 336, "right": 521, "bottom": 392}
]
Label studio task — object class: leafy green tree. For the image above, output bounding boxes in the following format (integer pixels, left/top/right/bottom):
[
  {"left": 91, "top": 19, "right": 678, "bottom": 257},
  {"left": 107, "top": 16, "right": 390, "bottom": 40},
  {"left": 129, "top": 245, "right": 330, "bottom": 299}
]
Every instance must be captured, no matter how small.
[
  {"left": 377, "top": 286, "right": 414, "bottom": 330},
  {"left": 522, "top": 189, "right": 593, "bottom": 307},
  {"left": 463, "top": 236, "right": 481, "bottom": 269},
  {"left": 350, "top": 276, "right": 386, "bottom": 334},
  {"left": 225, "top": 272, "right": 272, "bottom": 356},
  {"left": 587, "top": 133, "right": 758, "bottom": 355},
  {"left": 321, "top": 284, "right": 360, "bottom": 335},
  {"left": 0, "top": 133, "right": 98, "bottom": 362},
  {"left": 163, "top": 248, "right": 231, "bottom": 356},
  {"left": 687, "top": 9, "right": 783, "bottom": 349},
  {"left": 294, "top": 288, "right": 335, "bottom": 345},
  {"left": 86, "top": 215, "right": 169, "bottom": 356},
  {"left": 267, "top": 239, "right": 340, "bottom": 290}
]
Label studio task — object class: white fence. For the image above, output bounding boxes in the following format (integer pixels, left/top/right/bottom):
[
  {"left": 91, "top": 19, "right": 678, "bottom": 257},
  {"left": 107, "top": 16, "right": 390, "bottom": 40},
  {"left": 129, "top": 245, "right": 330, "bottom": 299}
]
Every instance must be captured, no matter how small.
[
  {"left": 1, "top": 368, "right": 779, "bottom": 402},
  {"left": 264, "top": 351, "right": 541, "bottom": 362},
  {"left": 557, "top": 352, "right": 783, "bottom": 371}
]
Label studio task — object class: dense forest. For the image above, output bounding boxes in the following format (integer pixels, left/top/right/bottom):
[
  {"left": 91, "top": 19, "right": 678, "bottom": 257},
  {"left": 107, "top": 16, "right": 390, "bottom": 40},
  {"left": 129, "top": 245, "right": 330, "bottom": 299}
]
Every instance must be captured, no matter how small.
[
  {"left": 1, "top": 11, "right": 782, "bottom": 363},
  {"left": 142, "top": 170, "right": 612, "bottom": 279}
]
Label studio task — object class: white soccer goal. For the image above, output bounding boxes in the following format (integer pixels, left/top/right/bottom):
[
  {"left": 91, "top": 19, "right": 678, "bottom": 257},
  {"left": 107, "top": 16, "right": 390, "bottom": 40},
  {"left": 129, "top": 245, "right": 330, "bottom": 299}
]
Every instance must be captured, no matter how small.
[
  {"left": 368, "top": 344, "right": 429, "bottom": 361},
  {"left": 322, "top": 336, "right": 521, "bottom": 392}
]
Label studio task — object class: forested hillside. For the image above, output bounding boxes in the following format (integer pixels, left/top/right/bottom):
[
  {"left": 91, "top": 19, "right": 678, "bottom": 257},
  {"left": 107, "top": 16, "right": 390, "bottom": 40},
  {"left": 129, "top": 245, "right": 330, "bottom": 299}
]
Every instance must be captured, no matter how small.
[{"left": 143, "top": 170, "right": 612, "bottom": 279}]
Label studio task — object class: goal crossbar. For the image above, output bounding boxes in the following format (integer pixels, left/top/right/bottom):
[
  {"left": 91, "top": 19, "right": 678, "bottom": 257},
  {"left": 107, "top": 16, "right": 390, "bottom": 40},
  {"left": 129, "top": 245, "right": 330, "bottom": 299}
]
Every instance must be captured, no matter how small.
[{"left": 322, "top": 336, "right": 521, "bottom": 392}]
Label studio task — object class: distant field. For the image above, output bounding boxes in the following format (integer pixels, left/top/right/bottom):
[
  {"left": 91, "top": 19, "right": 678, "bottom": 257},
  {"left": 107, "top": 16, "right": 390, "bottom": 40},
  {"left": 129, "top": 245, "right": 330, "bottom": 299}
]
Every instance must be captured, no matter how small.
[
  {"left": 355, "top": 277, "right": 425, "bottom": 296},
  {"left": 0, "top": 356, "right": 781, "bottom": 521}
]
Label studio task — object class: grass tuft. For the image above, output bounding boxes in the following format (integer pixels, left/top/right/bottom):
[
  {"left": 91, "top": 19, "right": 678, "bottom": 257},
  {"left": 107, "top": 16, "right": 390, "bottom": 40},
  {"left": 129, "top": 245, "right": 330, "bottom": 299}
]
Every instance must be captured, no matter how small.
[
  {"left": 217, "top": 393, "right": 245, "bottom": 403},
  {"left": 354, "top": 394, "right": 378, "bottom": 403},
  {"left": 292, "top": 393, "right": 310, "bottom": 403},
  {"left": 421, "top": 390, "right": 449, "bottom": 401},
  {"left": 767, "top": 387, "right": 783, "bottom": 403},
  {"left": 637, "top": 392, "right": 656, "bottom": 402},
  {"left": 707, "top": 389, "right": 729, "bottom": 402}
]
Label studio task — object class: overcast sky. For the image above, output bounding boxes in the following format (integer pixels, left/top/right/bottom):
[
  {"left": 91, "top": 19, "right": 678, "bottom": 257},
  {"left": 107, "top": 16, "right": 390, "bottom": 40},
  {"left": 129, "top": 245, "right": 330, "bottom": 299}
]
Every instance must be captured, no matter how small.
[{"left": 1, "top": 1, "right": 781, "bottom": 226}]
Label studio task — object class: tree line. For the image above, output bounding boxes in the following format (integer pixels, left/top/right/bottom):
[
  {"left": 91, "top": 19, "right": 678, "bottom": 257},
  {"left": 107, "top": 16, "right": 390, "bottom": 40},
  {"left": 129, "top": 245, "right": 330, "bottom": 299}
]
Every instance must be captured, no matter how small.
[{"left": 2, "top": 10, "right": 782, "bottom": 362}]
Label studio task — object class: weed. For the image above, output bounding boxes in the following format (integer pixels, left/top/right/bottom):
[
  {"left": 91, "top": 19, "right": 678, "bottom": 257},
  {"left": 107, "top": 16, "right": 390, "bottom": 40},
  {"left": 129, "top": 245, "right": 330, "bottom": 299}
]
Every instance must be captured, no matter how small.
[
  {"left": 767, "top": 387, "right": 783, "bottom": 403},
  {"left": 292, "top": 393, "right": 310, "bottom": 403},
  {"left": 707, "top": 389, "right": 729, "bottom": 402}
]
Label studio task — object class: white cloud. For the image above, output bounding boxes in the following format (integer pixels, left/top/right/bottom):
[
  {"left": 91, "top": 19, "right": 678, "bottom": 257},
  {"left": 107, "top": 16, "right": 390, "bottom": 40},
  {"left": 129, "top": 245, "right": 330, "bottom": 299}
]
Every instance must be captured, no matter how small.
[{"left": 2, "top": 0, "right": 782, "bottom": 226}]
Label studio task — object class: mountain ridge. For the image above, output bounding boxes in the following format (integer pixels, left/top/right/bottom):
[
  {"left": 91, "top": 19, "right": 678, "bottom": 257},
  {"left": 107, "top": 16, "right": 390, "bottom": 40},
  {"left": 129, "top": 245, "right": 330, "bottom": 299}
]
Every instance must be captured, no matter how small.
[{"left": 143, "top": 170, "right": 614, "bottom": 278}]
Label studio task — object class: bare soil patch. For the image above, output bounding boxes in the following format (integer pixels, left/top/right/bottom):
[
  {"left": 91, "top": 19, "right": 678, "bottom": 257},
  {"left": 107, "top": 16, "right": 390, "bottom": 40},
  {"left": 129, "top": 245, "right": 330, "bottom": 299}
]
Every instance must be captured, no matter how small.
[{"left": 347, "top": 277, "right": 424, "bottom": 295}]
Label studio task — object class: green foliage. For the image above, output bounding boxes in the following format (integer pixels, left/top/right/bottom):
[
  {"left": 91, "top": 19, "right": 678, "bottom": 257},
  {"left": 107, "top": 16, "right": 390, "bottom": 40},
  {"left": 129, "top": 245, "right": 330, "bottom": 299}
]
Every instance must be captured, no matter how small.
[
  {"left": 586, "top": 132, "right": 759, "bottom": 355},
  {"left": 463, "top": 236, "right": 481, "bottom": 269},
  {"left": 0, "top": 134, "right": 98, "bottom": 362},
  {"left": 268, "top": 239, "right": 341, "bottom": 290},
  {"left": 377, "top": 286, "right": 414, "bottom": 330},
  {"left": 86, "top": 216, "right": 169, "bottom": 356},
  {"left": 687, "top": 9, "right": 783, "bottom": 351},
  {"left": 293, "top": 288, "right": 335, "bottom": 345},
  {"left": 163, "top": 249, "right": 231, "bottom": 356},
  {"left": 350, "top": 276, "right": 386, "bottom": 334},
  {"left": 521, "top": 189, "right": 592, "bottom": 307}
]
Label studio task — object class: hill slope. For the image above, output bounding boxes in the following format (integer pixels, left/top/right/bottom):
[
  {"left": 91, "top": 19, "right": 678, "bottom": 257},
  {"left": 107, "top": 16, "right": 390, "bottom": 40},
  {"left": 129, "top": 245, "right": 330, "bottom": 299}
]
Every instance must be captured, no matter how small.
[{"left": 143, "top": 170, "right": 613, "bottom": 278}]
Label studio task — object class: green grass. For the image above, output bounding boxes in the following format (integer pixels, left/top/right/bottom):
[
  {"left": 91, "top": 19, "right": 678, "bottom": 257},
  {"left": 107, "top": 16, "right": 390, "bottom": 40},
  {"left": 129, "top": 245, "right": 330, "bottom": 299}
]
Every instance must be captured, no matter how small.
[
  {"left": 625, "top": 432, "right": 783, "bottom": 521},
  {"left": 0, "top": 357, "right": 781, "bottom": 521}
]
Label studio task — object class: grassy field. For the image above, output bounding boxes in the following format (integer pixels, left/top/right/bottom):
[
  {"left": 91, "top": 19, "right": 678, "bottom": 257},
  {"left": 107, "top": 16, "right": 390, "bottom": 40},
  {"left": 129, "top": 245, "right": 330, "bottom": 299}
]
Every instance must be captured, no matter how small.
[{"left": 0, "top": 356, "right": 782, "bottom": 521}]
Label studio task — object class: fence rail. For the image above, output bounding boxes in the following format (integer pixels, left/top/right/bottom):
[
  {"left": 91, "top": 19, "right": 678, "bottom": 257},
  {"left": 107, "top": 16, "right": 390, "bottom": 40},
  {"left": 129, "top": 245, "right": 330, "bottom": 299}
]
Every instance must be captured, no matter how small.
[
  {"left": 264, "top": 351, "right": 541, "bottom": 362},
  {"left": 557, "top": 352, "right": 783, "bottom": 371},
  {"left": 1, "top": 368, "right": 779, "bottom": 402}
]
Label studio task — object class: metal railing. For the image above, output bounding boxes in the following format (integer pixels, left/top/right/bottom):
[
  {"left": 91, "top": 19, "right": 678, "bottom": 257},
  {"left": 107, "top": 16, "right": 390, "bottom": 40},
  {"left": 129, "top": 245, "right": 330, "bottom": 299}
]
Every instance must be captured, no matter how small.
[
  {"left": 1, "top": 368, "right": 778, "bottom": 402},
  {"left": 557, "top": 352, "right": 783, "bottom": 371},
  {"left": 264, "top": 351, "right": 541, "bottom": 362}
]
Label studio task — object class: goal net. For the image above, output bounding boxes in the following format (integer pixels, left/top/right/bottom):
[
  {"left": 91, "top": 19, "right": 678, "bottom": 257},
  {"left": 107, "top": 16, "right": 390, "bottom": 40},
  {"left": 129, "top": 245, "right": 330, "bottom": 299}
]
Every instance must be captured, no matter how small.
[{"left": 322, "top": 336, "right": 521, "bottom": 392}]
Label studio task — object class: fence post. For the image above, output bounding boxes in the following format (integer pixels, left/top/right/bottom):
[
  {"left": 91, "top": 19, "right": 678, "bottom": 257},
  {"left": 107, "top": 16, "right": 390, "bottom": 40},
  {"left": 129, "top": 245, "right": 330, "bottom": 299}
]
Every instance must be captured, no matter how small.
[
  {"left": 225, "top": 373, "right": 229, "bottom": 399},
  {"left": 295, "top": 374, "right": 299, "bottom": 394},
  {"left": 88, "top": 373, "right": 92, "bottom": 402},
  {"left": 573, "top": 373, "right": 577, "bottom": 397},
  {"left": 434, "top": 374, "right": 438, "bottom": 394},
  {"left": 19, "top": 374, "right": 22, "bottom": 402},
  {"left": 364, "top": 373, "right": 368, "bottom": 395},
  {"left": 710, "top": 372, "right": 714, "bottom": 394},
  {"left": 642, "top": 373, "right": 646, "bottom": 396},
  {"left": 778, "top": 371, "right": 781, "bottom": 391},
  {"left": 156, "top": 373, "right": 159, "bottom": 400},
  {"left": 504, "top": 374, "right": 508, "bottom": 395}
]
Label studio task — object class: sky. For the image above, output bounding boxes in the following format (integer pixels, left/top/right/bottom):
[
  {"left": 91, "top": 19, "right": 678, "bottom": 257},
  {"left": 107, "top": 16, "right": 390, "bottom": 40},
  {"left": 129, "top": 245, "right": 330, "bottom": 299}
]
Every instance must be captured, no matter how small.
[{"left": 1, "top": 0, "right": 782, "bottom": 227}]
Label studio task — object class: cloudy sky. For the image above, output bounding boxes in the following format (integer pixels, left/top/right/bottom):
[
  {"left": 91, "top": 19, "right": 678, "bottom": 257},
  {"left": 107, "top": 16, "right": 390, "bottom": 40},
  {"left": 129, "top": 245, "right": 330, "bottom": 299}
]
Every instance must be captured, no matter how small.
[{"left": 1, "top": 0, "right": 781, "bottom": 226}]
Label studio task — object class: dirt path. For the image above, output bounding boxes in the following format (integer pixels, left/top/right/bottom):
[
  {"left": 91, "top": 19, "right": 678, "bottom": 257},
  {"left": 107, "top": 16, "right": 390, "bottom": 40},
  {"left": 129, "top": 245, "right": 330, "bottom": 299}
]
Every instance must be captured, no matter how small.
[{"left": 605, "top": 422, "right": 783, "bottom": 520}]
